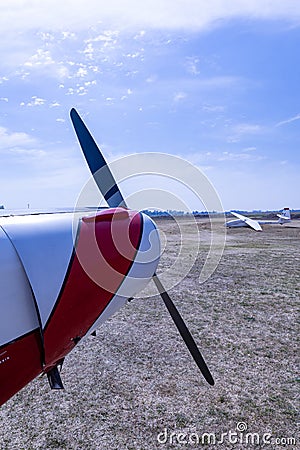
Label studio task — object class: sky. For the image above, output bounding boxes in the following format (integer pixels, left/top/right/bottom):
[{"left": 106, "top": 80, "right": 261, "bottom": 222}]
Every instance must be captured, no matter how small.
[{"left": 0, "top": 0, "right": 300, "bottom": 211}]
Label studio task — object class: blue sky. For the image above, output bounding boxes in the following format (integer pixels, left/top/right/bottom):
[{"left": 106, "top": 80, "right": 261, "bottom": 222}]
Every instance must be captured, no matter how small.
[{"left": 0, "top": 1, "right": 300, "bottom": 211}]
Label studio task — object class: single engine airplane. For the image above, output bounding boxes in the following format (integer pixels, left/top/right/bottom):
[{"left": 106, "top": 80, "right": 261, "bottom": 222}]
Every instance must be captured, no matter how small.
[
  {"left": 0, "top": 108, "right": 214, "bottom": 407},
  {"left": 226, "top": 208, "right": 291, "bottom": 231}
]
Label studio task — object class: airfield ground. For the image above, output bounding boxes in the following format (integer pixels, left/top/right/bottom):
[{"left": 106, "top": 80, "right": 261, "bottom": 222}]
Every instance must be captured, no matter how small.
[{"left": 0, "top": 217, "right": 299, "bottom": 449}]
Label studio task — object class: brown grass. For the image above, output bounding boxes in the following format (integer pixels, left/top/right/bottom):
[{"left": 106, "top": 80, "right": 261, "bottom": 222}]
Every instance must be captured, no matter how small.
[{"left": 0, "top": 218, "right": 299, "bottom": 449}]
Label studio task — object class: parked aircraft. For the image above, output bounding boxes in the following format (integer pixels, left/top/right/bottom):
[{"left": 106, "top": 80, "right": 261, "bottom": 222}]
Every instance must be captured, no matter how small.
[
  {"left": 0, "top": 109, "right": 214, "bottom": 407},
  {"left": 226, "top": 208, "right": 291, "bottom": 231}
]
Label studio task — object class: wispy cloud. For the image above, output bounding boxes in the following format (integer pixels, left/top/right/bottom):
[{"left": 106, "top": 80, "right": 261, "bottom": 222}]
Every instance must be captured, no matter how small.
[
  {"left": 185, "top": 57, "right": 200, "bottom": 75},
  {"left": 275, "top": 113, "right": 300, "bottom": 127},
  {"left": 173, "top": 92, "right": 187, "bottom": 102},
  {"left": 202, "top": 104, "right": 225, "bottom": 113},
  {"left": 227, "top": 122, "right": 265, "bottom": 143},
  {"left": 0, "top": 127, "right": 37, "bottom": 149},
  {"left": 182, "top": 150, "right": 265, "bottom": 166},
  {"left": 216, "top": 151, "right": 265, "bottom": 162},
  {"left": 196, "top": 76, "right": 242, "bottom": 89},
  {"left": 1, "top": 1, "right": 300, "bottom": 34},
  {"left": 242, "top": 146, "right": 257, "bottom": 152},
  {"left": 7, "top": 147, "right": 46, "bottom": 158},
  {"left": 232, "top": 123, "right": 263, "bottom": 134}
]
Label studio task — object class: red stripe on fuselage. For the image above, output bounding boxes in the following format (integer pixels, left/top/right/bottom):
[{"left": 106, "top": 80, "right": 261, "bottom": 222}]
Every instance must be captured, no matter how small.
[
  {"left": 0, "top": 329, "right": 42, "bottom": 406},
  {"left": 43, "top": 208, "right": 142, "bottom": 369}
]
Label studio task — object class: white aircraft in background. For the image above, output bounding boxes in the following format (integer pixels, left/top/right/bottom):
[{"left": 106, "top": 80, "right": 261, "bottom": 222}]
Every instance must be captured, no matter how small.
[{"left": 226, "top": 208, "right": 291, "bottom": 231}]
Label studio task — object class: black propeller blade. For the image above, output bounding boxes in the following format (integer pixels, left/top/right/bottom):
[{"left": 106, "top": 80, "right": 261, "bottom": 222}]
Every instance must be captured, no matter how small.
[
  {"left": 70, "top": 108, "right": 214, "bottom": 385},
  {"left": 152, "top": 274, "right": 214, "bottom": 385},
  {"left": 70, "top": 108, "right": 126, "bottom": 208}
]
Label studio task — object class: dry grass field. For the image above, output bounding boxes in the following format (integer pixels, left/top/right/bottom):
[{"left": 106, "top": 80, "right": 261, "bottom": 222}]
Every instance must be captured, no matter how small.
[{"left": 0, "top": 217, "right": 299, "bottom": 449}]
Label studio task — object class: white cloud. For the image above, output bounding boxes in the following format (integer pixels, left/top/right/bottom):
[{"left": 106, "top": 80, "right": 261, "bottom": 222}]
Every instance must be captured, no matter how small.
[
  {"left": 7, "top": 147, "right": 46, "bottom": 158},
  {"left": 146, "top": 75, "right": 157, "bottom": 84},
  {"left": 202, "top": 104, "right": 225, "bottom": 113},
  {"left": 24, "top": 96, "right": 46, "bottom": 107},
  {"left": 24, "top": 48, "right": 54, "bottom": 68},
  {"left": 217, "top": 151, "right": 265, "bottom": 162},
  {"left": 186, "top": 57, "right": 200, "bottom": 75},
  {"left": 121, "top": 88, "right": 133, "bottom": 100},
  {"left": 184, "top": 150, "right": 265, "bottom": 165},
  {"left": 85, "top": 30, "right": 119, "bottom": 44},
  {"left": 38, "top": 31, "right": 55, "bottom": 42},
  {"left": 61, "top": 31, "right": 76, "bottom": 40},
  {"left": 76, "top": 67, "right": 88, "bottom": 77},
  {"left": 1, "top": 1, "right": 300, "bottom": 34},
  {"left": 197, "top": 76, "right": 242, "bottom": 89},
  {"left": 83, "top": 42, "right": 94, "bottom": 60},
  {"left": 84, "top": 80, "right": 97, "bottom": 87},
  {"left": 66, "top": 85, "right": 88, "bottom": 96},
  {"left": 227, "top": 122, "right": 265, "bottom": 143},
  {"left": 173, "top": 92, "right": 187, "bottom": 102},
  {"left": 20, "top": 48, "right": 69, "bottom": 80},
  {"left": 0, "top": 126, "right": 37, "bottom": 150},
  {"left": 275, "top": 113, "right": 300, "bottom": 127},
  {"left": 232, "top": 123, "right": 263, "bottom": 134}
]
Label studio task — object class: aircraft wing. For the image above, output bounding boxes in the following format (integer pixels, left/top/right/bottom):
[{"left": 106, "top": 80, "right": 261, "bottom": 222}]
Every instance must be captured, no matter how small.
[
  {"left": 230, "top": 211, "right": 262, "bottom": 231},
  {"left": 277, "top": 214, "right": 290, "bottom": 221}
]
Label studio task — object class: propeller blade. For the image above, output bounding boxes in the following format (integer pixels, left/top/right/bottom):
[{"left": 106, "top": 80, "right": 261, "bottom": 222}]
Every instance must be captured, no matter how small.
[
  {"left": 152, "top": 274, "right": 214, "bottom": 386},
  {"left": 70, "top": 108, "right": 127, "bottom": 208},
  {"left": 70, "top": 108, "right": 214, "bottom": 385}
]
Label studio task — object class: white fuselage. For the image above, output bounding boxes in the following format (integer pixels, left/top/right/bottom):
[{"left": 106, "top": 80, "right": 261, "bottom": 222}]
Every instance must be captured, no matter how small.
[
  {"left": 226, "top": 218, "right": 281, "bottom": 228},
  {"left": 226, "top": 219, "right": 247, "bottom": 228}
]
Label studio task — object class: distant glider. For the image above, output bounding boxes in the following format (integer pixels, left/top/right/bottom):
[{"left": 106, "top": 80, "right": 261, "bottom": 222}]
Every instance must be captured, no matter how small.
[{"left": 226, "top": 208, "right": 291, "bottom": 231}]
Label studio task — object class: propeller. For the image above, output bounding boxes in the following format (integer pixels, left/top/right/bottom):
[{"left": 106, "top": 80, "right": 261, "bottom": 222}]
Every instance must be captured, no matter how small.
[
  {"left": 70, "top": 108, "right": 214, "bottom": 386},
  {"left": 70, "top": 108, "right": 126, "bottom": 208}
]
